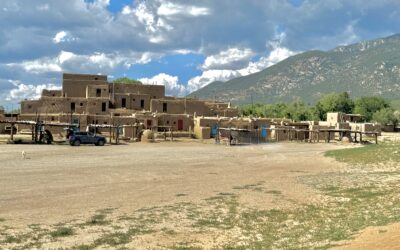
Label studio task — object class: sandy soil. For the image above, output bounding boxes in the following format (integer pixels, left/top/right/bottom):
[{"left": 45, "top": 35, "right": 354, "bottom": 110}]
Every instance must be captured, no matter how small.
[
  {"left": 1, "top": 140, "right": 396, "bottom": 248},
  {"left": 334, "top": 223, "right": 400, "bottom": 250},
  {"left": 0, "top": 141, "right": 344, "bottom": 225}
]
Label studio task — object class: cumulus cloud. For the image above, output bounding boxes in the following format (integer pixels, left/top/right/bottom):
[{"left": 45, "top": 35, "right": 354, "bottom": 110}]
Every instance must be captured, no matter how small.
[
  {"left": 1, "top": 0, "right": 400, "bottom": 106},
  {"left": 202, "top": 48, "right": 254, "bottom": 70},
  {"left": 187, "top": 70, "right": 242, "bottom": 92},
  {"left": 53, "top": 31, "right": 76, "bottom": 44},
  {"left": 139, "top": 73, "right": 187, "bottom": 96},
  {"left": 157, "top": 2, "right": 209, "bottom": 17},
  {"left": 187, "top": 33, "right": 298, "bottom": 92},
  {"left": 6, "top": 80, "right": 61, "bottom": 101},
  {"left": 6, "top": 50, "right": 156, "bottom": 75}
]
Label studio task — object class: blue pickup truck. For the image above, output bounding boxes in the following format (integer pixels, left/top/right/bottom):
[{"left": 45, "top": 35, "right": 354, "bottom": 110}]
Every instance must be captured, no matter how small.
[{"left": 69, "top": 131, "right": 106, "bottom": 146}]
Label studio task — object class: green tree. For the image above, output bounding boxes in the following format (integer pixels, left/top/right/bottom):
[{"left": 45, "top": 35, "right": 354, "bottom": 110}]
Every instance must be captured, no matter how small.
[
  {"left": 240, "top": 101, "right": 318, "bottom": 121},
  {"left": 372, "top": 108, "right": 399, "bottom": 126},
  {"left": 113, "top": 77, "right": 142, "bottom": 84},
  {"left": 354, "top": 96, "right": 390, "bottom": 121},
  {"left": 315, "top": 92, "right": 354, "bottom": 120}
]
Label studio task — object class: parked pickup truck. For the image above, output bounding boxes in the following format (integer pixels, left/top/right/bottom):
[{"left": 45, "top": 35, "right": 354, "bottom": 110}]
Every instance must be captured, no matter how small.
[{"left": 69, "top": 131, "right": 106, "bottom": 146}]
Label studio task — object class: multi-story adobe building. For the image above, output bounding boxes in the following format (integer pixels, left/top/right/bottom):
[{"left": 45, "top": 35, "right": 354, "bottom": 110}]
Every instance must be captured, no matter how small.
[{"left": 18, "top": 73, "right": 239, "bottom": 136}]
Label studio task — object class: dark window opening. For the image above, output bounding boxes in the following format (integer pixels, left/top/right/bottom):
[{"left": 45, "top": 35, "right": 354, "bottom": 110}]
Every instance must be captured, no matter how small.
[
  {"left": 28, "top": 105, "right": 32, "bottom": 109},
  {"left": 122, "top": 98, "right": 126, "bottom": 108},
  {"left": 80, "top": 103, "right": 83, "bottom": 106},
  {"left": 163, "top": 103, "right": 167, "bottom": 112},
  {"left": 52, "top": 103, "right": 55, "bottom": 106},
  {"left": 96, "top": 88, "right": 101, "bottom": 97},
  {"left": 51, "top": 117, "right": 54, "bottom": 121},
  {"left": 140, "top": 99, "right": 145, "bottom": 109},
  {"left": 95, "top": 77, "right": 98, "bottom": 80},
  {"left": 153, "top": 96, "right": 156, "bottom": 99},
  {"left": 166, "top": 121, "right": 170, "bottom": 125},
  {"left": 52, "top": 94, "right": 55, "bottom": 96},
  {"left": 70, "top": 102, "right": 75, "bottom": 112},
  {"left": 102, "top": 102, "right": 106, "bottom": 112},
  {"left": 104, "top": 121, "right": 107, "bottom": 124},
  {"left": 95, "top": 120, "right": 98, "bottom": 124}
]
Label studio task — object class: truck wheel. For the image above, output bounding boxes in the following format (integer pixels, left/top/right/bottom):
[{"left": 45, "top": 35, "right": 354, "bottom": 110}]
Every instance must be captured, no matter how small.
[
  {"left": 73, "top": 140, "right": 81, "bottom": 146},
  {"left": 97, "top": 140, "right": 105, "bottom": 146}
]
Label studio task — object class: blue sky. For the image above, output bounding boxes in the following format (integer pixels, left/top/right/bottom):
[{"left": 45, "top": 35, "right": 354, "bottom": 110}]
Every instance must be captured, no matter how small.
[{"left": 1, "top": 0, "right": 400, "bottom": 110}]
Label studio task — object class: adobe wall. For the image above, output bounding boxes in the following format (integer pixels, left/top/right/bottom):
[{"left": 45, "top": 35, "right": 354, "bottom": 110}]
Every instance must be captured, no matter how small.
[
  {"left": 194, "top": 117, "right": 220, "bottom": 128},
  {"left": 150, "top": 99, "right": 210, "bottom": 116},
  {"left": 0, "top": 113, "right": 5, "bottom": 133},
  {"left": 111, "top": 83, "right": 165, "bottom": 99},
  {"left": 213, "top": 108, "right": 239, "bottom": 117},
  {"left": 21, "top": 100, "right": 42, "bottom": 114},
  {"left": 63, "top": 73, "right": 108, "bottom": 98},
  {"left": 326, "top": 112, "right": 343, "bottom": 125},
  {"left": 21, "top": 97, "right": 97, "bottom": 115},
  {"left": 63, "top": 73, "right": 107, "bottom": 81},
  {"left": 42, "top": 90, "right": 62, "bottom": 97},
  {"left": 86, "top": 85, "right": 109, "bottom": 98},
  {"left": 86, "top": 99, "right": 110, "bottom": 115},
  {"left": 156, "top": 114, "right": 193, "bottom": 131},
  {"left": 114, "top": 93, "right": 151, "bottom": 110},
  {"left": 349, "top": 122, "right": 381, "bottom": 135},
  {"left": 132, "top": 113, "right": 158, "bottom": 129}
]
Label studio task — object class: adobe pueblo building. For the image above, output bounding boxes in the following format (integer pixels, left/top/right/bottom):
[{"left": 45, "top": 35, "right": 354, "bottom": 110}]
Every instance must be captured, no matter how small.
[{"left": 18, "top": 73, "right": 239, "bottom": 138}]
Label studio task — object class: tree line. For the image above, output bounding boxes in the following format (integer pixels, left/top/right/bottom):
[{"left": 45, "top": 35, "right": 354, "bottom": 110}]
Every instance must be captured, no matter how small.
[{"left": 240, "top": 92, "right": 400, "bottom": 126}]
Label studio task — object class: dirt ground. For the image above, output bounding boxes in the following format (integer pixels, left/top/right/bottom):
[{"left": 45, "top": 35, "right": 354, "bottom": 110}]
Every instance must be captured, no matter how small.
[
  {"left": 335, "top": 223, "right": 400, "bottom": 250},
  {"left": 0, "top": 140, "right": 398, "bottom": 249}
]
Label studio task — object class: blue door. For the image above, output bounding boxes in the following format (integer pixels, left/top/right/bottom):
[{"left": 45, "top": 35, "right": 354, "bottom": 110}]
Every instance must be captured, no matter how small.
[
  {"left": 261, "top": 126, "right": 268, "bottom": 138},
  {"left": 212, "top": 124, "right": 218, "bottom": 137}
]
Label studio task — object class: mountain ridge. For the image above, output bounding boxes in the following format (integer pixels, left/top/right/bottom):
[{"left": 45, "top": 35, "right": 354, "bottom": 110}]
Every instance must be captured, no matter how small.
[{"left": 189, "top": 34, "right": 400, "bottom": 104}]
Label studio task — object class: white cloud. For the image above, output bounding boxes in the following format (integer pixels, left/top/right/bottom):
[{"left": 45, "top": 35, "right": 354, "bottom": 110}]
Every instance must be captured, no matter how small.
[
  {"left": 53, "top": 31, "right": 76, "bottom": 44},
  {"left": 6, "top": 80, "right": 61, "bottom": 101},
  {"left": 202, "top": 48, "right": 254, "bottom": 70},
  {"left": 53, "top": 31, "right": 67, "bottom": 43},
  {"left": 2, "top": 0, "right": 400, "bottom": 107},
  {"left": 157, "top": 2, "right": 209, "bottom": 17},
  {"left": 188, "top": 43, "right": 297, "bottom": 92},
  {"left": 239, "top": 46, "right": 296, "bottom": 75},
  {"left": 187, "top": 70, "right": 242, "bottom": 92},
  {"left": 7, "top": 60, "right": 62, "bottom": 74},
  {"left": 6, "top": 50, "right": 157, "bottom": 75},
  {"left": 139, "top": 73, "right": 187, "bottom": 96}
]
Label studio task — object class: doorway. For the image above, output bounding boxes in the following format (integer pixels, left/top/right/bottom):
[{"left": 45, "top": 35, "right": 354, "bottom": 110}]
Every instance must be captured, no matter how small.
[{"left": 178, "top": 119, "right": 183, "bottom": 131}]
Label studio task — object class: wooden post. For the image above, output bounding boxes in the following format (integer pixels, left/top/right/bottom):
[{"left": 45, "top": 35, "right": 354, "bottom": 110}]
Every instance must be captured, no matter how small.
[
  {"left": 31, "top": 125, "right": 34, "bottom": 141},
  {"left": 228, "top": 128, "right": 231, "bottom": 146},
  {"left": 375, "top": 133, "right": 378, "bottom": 144},
  {"left": 360, "top": 133, "right": 362, "bottom": 144},
  {"left": 327, "top": 131, "right": 330, "bottom": 143},
  {"left": 116, "top": 126, "right": 119, "bottom": 145},
  {"left": 10, "top": 123, "right": 14, "bottom": 141},
  {"left": 109, "top": 127, "right": 112, "bottom": 144}
]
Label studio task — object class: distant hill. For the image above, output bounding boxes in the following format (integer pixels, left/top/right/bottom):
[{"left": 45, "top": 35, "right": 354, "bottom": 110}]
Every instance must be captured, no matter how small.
[{"left": 189, "top": 34, "right": 400, "bottom": 105}]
